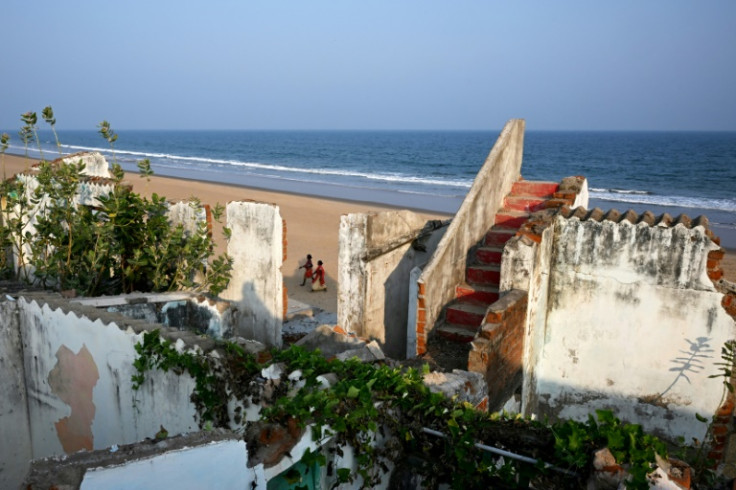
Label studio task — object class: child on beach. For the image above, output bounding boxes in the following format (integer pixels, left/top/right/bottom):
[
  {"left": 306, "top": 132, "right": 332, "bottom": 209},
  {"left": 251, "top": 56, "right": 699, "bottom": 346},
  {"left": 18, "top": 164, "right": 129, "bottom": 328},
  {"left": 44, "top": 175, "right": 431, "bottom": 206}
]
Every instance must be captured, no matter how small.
[
  {"left": 311, "top": 260, "right": 326, "bottom": 292},
  {"left": 299, "top": 254, "right": 313, "bottom": 286}
]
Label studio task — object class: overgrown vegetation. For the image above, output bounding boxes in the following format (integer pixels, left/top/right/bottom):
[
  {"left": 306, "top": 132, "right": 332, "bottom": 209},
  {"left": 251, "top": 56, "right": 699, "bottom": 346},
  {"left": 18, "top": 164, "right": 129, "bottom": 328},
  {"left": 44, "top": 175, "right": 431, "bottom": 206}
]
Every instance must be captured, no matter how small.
[
  {"left": 0, "top": 108, "right": 232, "bottom": 296},
  {"left": 132, "top": 330, "right": 680, "bottom": 489}
]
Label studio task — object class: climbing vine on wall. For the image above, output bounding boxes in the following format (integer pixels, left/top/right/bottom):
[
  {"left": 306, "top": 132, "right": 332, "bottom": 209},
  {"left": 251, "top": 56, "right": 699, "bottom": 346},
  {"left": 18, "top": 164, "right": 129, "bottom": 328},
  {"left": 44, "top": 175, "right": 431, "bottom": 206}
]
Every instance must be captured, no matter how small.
[{"left": 132, "top": 330, "right": 678, "bottom": 489}]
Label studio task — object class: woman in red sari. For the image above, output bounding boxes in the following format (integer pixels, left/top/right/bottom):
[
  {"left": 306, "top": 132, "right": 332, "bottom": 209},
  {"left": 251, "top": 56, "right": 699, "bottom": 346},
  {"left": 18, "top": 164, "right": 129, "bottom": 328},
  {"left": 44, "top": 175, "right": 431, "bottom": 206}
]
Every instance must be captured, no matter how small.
[
  {"left": 311, "top": 260, "right": 326, "bottom": 292},
  {"left": 299, "top": 254, "right": 313, "bottom": 286}
]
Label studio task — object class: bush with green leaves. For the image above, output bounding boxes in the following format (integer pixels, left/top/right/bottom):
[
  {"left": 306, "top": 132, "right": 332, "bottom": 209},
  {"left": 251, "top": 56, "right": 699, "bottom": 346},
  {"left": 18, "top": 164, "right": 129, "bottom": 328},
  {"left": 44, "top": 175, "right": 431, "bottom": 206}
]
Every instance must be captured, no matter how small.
[{"left": 0, "top": 109, "right": 232, "bottom": 297}]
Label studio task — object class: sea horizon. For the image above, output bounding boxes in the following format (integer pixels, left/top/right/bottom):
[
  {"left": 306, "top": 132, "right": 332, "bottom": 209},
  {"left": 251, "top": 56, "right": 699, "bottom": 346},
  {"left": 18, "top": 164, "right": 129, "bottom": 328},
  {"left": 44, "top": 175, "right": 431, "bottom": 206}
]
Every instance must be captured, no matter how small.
[{"left": 4, "top": 128, "right": 735, "bottom": 247}]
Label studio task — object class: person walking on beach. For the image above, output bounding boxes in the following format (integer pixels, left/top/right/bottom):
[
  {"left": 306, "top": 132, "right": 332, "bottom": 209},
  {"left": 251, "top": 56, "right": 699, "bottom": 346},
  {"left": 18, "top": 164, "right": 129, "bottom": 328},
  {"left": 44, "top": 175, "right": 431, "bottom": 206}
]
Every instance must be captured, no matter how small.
[
  {"left": 299, "top": 254, "right": 313, "bottom": 286},
  {"left": 311, "top": 260, "right": 326, "bottom": 292}
]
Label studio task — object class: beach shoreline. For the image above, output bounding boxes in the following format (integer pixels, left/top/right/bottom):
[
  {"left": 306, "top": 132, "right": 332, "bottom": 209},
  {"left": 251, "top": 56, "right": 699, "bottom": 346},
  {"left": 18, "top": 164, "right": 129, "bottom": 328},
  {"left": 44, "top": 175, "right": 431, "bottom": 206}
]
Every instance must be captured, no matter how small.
[
  {"left": 2, "top": 153, "right": 734, "bottom": 313},
  {"left": 1, "top": 154, "right": 451, "bottom": 313}
]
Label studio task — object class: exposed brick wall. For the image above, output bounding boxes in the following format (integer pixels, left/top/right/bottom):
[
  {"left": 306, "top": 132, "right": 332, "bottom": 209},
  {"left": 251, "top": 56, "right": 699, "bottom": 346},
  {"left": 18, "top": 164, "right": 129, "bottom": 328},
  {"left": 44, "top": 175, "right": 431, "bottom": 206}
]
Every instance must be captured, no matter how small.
[
  {"left": 708, "top": 397, "right": 734, "bottom": 465},
  {"left": 416, "top": 282, "right": 428, "bottom": 355},
  {"left": 203, "top": 204, "right": 213, "bottom": 238},
  {"left": 282, "top": 219, "right": 288, "bottom": 319},
  {"left": 468, "top": 289, "right": 527, "bottom": 410},
  {"left": 708, "top": 237, "right": 736, "bottom": 467}
]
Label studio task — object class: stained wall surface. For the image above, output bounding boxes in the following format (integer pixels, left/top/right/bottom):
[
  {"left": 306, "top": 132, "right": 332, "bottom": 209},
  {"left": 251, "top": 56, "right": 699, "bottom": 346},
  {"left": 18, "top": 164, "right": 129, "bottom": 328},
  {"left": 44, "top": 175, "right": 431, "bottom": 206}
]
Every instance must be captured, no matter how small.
[
  {"left": 338, "top": 211, "right": 448, "bottom": 358},
  {"left": 0, "top": 292, "right": 204, "bottom": 490},
  {"left": 223, "top": 201, "right": 284, "bottom": 347},
  {"left": 528, "top": 215, "right": 735, "bottom": 442},
  {"left": 0, "top": 299, "right": 32, "bottom": 490}
]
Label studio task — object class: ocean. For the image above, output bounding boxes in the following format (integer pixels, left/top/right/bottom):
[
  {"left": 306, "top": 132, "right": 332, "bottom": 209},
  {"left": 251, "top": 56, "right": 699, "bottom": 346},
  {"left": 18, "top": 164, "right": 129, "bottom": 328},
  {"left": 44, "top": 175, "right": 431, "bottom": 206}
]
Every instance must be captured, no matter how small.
[{"left": 7, "top": 129, "right": 736, "bottom": 246}]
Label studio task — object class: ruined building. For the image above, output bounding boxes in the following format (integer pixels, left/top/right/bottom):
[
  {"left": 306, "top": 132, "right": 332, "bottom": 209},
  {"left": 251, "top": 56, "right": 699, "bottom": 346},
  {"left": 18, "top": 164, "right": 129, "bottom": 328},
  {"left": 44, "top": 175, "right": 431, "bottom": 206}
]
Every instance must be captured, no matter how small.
[{"left": 1, "top": 120, "right": 735, "bottom": 488}]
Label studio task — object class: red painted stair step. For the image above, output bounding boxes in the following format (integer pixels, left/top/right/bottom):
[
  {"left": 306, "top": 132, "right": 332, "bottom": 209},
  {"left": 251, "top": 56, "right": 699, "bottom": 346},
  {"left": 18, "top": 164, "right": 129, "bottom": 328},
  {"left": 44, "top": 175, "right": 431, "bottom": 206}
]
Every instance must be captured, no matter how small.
[
  {"left": 504, "top": 196, "right": 548, "bottom": 212},
  {"left": 436, "top": 322, "right": 477, "bottom": 343},
  {"left": 484, "top": 229, "right": 516, "bottom": 247},
  {"left": 511, "top": 181, "right": 559, "bottom": 197},
  {"left": 445, "top": 300, "right": 487, "bottom": 326},
  {"left": 456, "top": 284, "right": 500, "bottom": 304},
  {"left": 494, "top": 211, "right": 529, "bottom": 229},
  {"left": 467, "top": 264, "right": 500, "bottom": 286},
  {"left": 476, "top": 246, "right": 503, "bottom": 264}
]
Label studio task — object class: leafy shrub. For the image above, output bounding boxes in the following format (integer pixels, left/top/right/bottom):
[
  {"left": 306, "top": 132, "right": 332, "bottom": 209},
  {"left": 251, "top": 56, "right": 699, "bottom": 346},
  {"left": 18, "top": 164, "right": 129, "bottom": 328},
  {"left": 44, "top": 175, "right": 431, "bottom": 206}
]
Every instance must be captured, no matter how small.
[{"left": 0, "top": 109, "right": 232, "bottom": 297}]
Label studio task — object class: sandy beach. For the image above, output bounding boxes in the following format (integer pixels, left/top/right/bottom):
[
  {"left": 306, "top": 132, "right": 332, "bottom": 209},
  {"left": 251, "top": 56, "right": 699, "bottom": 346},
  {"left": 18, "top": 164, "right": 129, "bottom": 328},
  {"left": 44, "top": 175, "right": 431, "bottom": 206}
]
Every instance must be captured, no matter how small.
[
  {"left": 1, "top": 154, "right": 450, "bottom": 313},
  {"left": 2, "top": 153, "right": 734, "bottom": 313}
]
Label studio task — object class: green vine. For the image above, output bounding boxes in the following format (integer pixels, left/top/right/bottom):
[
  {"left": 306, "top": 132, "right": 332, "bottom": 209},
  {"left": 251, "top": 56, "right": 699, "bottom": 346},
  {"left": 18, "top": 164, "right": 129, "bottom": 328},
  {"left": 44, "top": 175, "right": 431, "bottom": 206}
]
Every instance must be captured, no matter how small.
[{"left": 132, "top": 330, "right": 676, "bottom": 489}]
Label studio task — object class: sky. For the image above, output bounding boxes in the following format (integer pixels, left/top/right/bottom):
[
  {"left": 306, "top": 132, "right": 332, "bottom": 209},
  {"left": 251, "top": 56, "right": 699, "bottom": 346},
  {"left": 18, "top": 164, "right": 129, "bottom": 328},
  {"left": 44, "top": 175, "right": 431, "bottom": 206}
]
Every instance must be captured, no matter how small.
[{"left": 2, "top": 1, "right": 735, "bottom": 131}]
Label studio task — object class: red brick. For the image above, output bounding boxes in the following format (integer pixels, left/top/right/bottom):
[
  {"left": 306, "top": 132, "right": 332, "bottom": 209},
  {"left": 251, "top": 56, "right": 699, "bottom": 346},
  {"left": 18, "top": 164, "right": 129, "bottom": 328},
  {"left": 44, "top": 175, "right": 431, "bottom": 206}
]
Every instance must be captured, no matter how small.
[
  {"left": 485, "top": 310, "right": 504, "bottom": 324},
  {"left": 709, "top": 269, "right": 724, "bottom": 281},
  {"left": 416, "top": 320, "right": 425, "bottom": 335},
  {"left": 417, "top": 309, "right": 426, "bottom": 323},
  {"left": 717, "top": 398, "right": 734, "bottom": 417},
  {"left": 708, "top": 259, "right": 720, "bottom": 269},
  {"left": 723, "top": 295, "right": 734, "bottom": 308},
  {"left": 418, "top": 282, "right": 426, "bottom": 296},
  {"left": 709, "top": 249, "right": 725, "bottom": 261},
  {"left": 712, "top": 425, "right": 729, "bottom": 437},
  {"left": 517, "top": 230, "right": 542, "bottom": 243}
]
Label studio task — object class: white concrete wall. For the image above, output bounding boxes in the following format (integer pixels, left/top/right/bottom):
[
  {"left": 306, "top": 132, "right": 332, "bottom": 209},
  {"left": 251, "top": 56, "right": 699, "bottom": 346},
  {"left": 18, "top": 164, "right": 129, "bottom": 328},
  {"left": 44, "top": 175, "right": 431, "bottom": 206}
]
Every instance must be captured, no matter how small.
[
  {"left": 338, "top": 210, "right": 448, "bottom": 358},
  {"left": 167, "top": 200, "right": 209, "bottom": 237},
  {"left": 0, "top": 299, "right": 32, "bottom": 490},
  {"left": 223, "top": 201, "right": 284, "bottom": 348},
  {"left": 17, "top": 297, "right": 199, "bottom": 461},
  {"left": 415, "top": 119, "right": 525, "bottom": 353},
  {"left": 60, "top": 151, "right": 112, "bottom": 178},
  {"left": 80, "top": 439, "right": 257, "bottom": 490},
  {"left": 11, "top": 159, "right": 117, "bottom": 280},
  {"left": 530, "top": 216, "right": 736, "bottom": 442}
]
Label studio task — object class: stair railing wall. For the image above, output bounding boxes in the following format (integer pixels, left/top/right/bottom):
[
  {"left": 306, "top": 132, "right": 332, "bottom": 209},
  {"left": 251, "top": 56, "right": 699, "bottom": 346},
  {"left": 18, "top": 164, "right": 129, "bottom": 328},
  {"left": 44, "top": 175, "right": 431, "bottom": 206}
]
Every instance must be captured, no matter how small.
[{"left": 412, "top": 119, "right": 526, "bottom": 356}]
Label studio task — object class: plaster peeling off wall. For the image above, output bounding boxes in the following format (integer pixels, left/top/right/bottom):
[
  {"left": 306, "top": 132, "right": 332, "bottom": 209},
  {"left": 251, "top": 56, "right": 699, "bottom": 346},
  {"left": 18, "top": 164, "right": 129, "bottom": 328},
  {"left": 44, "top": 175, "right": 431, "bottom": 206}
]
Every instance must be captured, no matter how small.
[
  {"left": 531, "top": 216, "right": 735, "bottom": 443},
  {"left": 18, "top": 297, "right": 198, "bottom": 461},
  {"left": 47, "top": 344, "right": 99, "bottom": 453},
  {"left": 223, "top": 201, "right": 284, "bottom": 348}
]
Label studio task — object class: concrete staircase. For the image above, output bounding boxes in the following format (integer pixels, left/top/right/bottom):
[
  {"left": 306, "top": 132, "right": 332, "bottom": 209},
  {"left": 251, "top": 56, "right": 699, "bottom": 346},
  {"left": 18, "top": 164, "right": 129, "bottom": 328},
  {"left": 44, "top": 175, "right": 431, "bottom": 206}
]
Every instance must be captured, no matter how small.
[{"left": 435, "top": 180, "right": 560, "bottom": 343}]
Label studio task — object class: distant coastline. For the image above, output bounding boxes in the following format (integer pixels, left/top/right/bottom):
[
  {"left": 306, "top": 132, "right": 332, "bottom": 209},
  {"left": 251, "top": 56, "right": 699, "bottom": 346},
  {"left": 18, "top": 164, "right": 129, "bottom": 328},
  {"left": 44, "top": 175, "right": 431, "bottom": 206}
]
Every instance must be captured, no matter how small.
[{"left": 4, "top": 129, "right": 735, "bottom": 248}]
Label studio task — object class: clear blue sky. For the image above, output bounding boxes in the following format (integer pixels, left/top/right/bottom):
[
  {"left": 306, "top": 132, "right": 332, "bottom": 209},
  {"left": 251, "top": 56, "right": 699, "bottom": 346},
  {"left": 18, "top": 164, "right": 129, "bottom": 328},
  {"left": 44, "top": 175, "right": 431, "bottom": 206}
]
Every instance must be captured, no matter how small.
[{"left": 2, "top": 1, "right": 735, "bottom": 131}]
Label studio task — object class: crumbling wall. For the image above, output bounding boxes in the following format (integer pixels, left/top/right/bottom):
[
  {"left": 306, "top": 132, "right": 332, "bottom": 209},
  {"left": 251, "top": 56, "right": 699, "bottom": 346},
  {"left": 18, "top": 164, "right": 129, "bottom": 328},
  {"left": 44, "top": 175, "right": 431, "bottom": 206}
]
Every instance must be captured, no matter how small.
[
  {"left": 2, "top": 292, "right": 200, "bottom": 470},
  {"left": 499, "top": 228, "right": 556, "bottom": 416},
  {"left": 57, "top": 151, "right": 112, "bottom": 178},
  {"left": 223, "top": 201, "right": 284, "bottom": 348},
  {"left": 338, "top": 211, "right": 448, "bottom": 358},
  {"left": 0, "top": 299, "right": 32, "bottom": 490},
  {"left": 23, "top": 430, "right": 260, "bottom": 489},
  {"left": 414, "top": 119, "right": 525, "bottom": 356},
  {"left": 530, "top": 213, "right": 736, "bottom": 443},
  {"left": 167, "top": 200, "right": 211, "bottom": 237},
  {"left": 73, "top": 292, "right": 236, "bottom": 339},
  {"left": 468, "top": 290, "right": 528, "bottom": 411}
]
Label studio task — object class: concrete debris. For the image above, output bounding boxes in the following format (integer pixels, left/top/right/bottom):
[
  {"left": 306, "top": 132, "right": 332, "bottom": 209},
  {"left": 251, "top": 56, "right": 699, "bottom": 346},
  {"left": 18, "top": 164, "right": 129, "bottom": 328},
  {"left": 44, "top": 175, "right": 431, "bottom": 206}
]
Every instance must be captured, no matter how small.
[
  {"left": 423, "top": 369, "right": 487, "bottom": 406},
  {"left": 294, "top": 324, "right": 365, "bottom": 358},
  {"left": 335, "top": 340, "right": 386, "bottom": 362}
]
